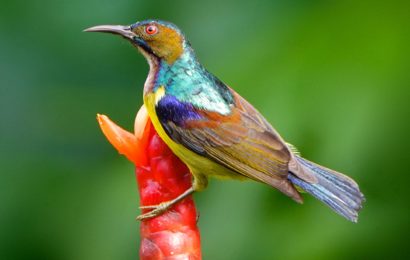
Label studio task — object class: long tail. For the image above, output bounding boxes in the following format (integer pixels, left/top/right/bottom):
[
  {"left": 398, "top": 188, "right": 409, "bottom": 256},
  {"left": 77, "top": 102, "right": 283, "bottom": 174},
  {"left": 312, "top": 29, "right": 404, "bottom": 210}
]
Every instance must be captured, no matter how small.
[{"left": 288, "top": 156, "right": 365, "bottom": 222}]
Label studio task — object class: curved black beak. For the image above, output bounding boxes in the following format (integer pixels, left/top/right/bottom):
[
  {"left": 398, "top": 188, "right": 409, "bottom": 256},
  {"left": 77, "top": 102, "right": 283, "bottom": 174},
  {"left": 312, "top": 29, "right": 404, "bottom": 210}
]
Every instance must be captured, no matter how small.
[{"left": 84, "top": 25, "right": 135, "bottom": 40}]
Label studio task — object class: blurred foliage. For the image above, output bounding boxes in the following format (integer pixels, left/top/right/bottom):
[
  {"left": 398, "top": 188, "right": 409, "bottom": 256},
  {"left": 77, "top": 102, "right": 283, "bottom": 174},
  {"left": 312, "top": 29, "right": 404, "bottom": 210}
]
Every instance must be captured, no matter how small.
[{"left": 1, "top": 0, "right": 409, "bottom": 259}]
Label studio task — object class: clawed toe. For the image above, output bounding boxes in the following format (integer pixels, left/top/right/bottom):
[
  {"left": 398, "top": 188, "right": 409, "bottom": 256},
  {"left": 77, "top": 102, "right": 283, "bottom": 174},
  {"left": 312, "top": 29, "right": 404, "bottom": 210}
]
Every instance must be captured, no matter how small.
[
  {"left": 136, "top": 187, "right": 195, "bottom": 221},
  {"left": 137, "top": 202, "right": 171, "bottom": 221},
  {"left": 139, "top": 204, "right": 158, "bottom": 210}
]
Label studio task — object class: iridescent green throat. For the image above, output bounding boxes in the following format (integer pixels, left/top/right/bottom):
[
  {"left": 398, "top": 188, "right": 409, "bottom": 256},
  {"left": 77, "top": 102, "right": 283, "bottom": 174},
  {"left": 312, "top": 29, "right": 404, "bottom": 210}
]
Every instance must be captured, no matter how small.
[{"left": 149, "top": 45, "right": 234, "bottom": 115}]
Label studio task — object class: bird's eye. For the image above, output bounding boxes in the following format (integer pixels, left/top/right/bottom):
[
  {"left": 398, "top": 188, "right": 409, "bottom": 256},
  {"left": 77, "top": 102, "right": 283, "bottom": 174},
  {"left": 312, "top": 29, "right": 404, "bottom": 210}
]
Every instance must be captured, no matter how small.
[{"left": 145, "top": 25, "right": 158, "bottom": 35}]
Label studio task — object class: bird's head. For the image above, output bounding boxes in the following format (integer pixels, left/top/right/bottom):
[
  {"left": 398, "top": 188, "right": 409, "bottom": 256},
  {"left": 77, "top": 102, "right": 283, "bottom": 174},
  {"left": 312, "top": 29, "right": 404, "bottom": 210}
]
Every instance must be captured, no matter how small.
[{"left": 85, "top": 20, "right": 187, "bottom": 65}]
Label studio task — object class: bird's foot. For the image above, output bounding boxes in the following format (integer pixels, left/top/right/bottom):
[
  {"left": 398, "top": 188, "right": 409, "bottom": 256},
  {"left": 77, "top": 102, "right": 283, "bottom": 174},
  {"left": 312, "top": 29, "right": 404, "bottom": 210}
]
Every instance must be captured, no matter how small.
[
  {"left": 136, "top": 187, "right": 195, "bottom": 221},
  {"left": 137, "top": 201, "right": 174, "bottom": 221}
]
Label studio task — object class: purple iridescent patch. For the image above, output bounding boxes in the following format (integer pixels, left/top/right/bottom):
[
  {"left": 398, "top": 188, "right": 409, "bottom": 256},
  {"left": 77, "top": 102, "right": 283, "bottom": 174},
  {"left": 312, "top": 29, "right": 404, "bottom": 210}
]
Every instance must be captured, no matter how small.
[{"left": 156, "top": 95, "right": 202, "bottom": 126}]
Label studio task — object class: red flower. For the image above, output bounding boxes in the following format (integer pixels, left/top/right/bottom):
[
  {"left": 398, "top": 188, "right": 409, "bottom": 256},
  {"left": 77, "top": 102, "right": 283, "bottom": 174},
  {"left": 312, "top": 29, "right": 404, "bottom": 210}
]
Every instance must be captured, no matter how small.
[{"left": 97, "top": 106, "right": 201, "bottom": 259}]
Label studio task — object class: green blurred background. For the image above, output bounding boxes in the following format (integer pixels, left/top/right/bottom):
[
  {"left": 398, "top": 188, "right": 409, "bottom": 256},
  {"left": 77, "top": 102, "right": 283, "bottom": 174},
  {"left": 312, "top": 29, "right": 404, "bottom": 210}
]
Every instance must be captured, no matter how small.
[{"left": 1, "top": 0, "right": 409, "bottom": 259}]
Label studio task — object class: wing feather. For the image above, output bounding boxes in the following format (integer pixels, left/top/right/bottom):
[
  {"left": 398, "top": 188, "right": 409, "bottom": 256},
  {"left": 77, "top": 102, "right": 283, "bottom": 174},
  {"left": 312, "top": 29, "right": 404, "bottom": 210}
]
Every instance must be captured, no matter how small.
[{"left": 156, "top": 88, "right": 302, "bottom": 201}]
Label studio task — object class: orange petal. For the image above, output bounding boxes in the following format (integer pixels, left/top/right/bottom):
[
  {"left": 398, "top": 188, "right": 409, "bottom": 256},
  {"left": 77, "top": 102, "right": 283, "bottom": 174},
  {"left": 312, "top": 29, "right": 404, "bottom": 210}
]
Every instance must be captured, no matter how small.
[{"left": 97, "top": 113, "right": 140, "bottom": 164}]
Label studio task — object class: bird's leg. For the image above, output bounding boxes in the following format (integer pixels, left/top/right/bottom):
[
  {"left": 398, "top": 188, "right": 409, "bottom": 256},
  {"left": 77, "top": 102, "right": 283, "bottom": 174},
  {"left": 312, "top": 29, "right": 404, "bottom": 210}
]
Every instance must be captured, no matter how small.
[{"left": 137, "top": 187, "right": 195, "bottom": 221}]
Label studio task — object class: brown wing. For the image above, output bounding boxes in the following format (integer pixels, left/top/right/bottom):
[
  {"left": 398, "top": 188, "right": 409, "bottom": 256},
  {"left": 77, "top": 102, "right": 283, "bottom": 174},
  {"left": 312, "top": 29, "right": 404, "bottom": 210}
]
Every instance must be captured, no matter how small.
[{"left": 158, "top": 90, "right": 302, "bottom": 202}]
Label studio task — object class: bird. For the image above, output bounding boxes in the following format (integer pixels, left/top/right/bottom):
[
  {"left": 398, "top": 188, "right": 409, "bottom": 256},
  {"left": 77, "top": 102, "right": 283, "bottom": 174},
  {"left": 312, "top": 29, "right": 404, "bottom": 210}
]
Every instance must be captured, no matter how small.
[{"left": 85, "top": 19, "right": 365, "bottom": 222}]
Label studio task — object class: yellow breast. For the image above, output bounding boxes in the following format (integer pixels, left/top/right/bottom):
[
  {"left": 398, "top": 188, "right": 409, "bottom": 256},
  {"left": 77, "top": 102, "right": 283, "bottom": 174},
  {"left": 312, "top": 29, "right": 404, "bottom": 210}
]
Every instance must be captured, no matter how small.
[
  {"left": 144, "top": 89, "right": 188, "bottom": 158},
  {"left": 143, "top": 90, "right": 205, "bottom": 167}
]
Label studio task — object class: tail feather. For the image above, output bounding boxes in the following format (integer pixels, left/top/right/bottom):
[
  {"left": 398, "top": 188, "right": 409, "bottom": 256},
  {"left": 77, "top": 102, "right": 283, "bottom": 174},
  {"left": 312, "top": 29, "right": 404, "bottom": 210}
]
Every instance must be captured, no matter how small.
[{"left": 288, "top": 156, "right": 365, "bottom": 222}]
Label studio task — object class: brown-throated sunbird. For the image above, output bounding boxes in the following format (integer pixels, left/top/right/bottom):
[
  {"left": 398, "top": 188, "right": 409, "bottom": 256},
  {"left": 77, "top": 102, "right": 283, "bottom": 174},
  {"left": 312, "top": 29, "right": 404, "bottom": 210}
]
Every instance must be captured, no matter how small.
[{"left": 85, "top": 20, "right": 364, "bottom": 222}]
